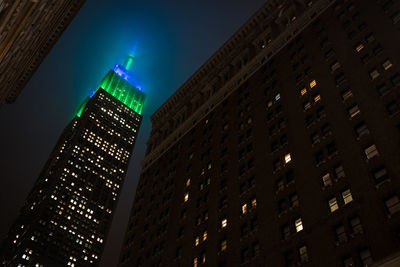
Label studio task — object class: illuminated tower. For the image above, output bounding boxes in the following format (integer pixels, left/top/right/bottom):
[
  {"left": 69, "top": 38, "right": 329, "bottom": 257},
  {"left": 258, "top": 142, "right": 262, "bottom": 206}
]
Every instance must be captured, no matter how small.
[{"left": 0, "top": 55, "right": 145, "bottom": 266}]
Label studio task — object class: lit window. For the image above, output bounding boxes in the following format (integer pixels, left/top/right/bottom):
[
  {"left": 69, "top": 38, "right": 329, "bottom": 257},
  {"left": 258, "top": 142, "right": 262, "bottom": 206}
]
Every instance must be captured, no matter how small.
[
  {"left": 267, "top": 101, "right": 273, "bottom": 108},
  {"left": 310, "top": 80, "right": 317, "bottom": 88},
  {"left": 195, "top": 236, "right": 200, "bottom": 246},
  {"left": 314, "top": 94, "right": 321, "bottom": 102},
  {"left": 251, "top": 198, "right": 257, "bottom": 208},
  {"left": 203, "top": 231, "right": 207, "bottom": 241},
  {"left": 186, "top": 178, "right": 191, "bottom": 187},
  {"left": 355, "top": 43, "right": 364, "bottom": 52},
  {"left": 330, "top": 61, "right": 341, "bottom": 71},
  {"left": 382, "top": 59, "right": 393, "bottom": 70},
  {"left": 201, "top": 252, "right": 206, "bottom": 263},
  {"left": 386, "top": 196, "right": 400, "bottom": 215},
  {"left": 242, "top": 204, "right": 248, "bottom": 214},
  {"left": 342, "top": 189, "right": 353, "bottom": 204},
  {"left": 304, "top": 102, "right": 312, "bottom": 110},
  {"left": 220, "top": 239, "right": 227, "bottom": 251},
  {"left": 369, "top": 69, "right": 380, "bottom": 80},
  {"left": 364, "top": 144, "right": 379, "bottom": 159},
  {"left": 295, "top": 218, "right": 303, "bottom": 232},
  {"left": 184, "top": 193, "right": 189, "bottom": 202},
  {"left": 322, "top": 173, "right": 332, "bottom": 187},
  {"left": 284, "top": 153, "right": 291, "bottom": 164},
  {"left": 299, "top": 245, "right": 308, "bottom": 263},
  {"left": 221, "top": 218, "right": 228, "bottom": 228},
  {"left": 329, "top": 197, "right": 339, "bottom": 212},
  {"left": 193, "top": 257, "right": 198, "bottom": 267},
  {"left": 300, "top": 88, "right": 307, "bottom": 96},
  {"left": 348, "top": 105, "right": 361, "bottom": 118},
  {"left": 275, "top": 93, "right": 281, "bottom": 101}
]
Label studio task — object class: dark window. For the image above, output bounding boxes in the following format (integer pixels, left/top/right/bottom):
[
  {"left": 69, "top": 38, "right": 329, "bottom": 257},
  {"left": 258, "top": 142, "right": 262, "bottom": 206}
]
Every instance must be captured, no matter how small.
[
  {"left": 355, "top": 122, "right": 370, "bottom": 138},
  {"left": 373, "top": 166, "right": 388, "bottom": 183},
  {"left": 327, "top": 142, "right": 337, "bottom": 156},
  {"left": 350, "top": 216, "right": 363, "bottom": 234},
  {"left": 343, "top": 257, "right": 354, "bottom": 267},
  {"left": 315, "top": 150, "right": 324, "bottom": 165},
  {"left": 376, "top": 83, "right": 390, "bottom": 96},
  {"left": 335, "top": 73, "right": 346, "bottom": 85},
  {"left": 373, "top": 44, "right": 383, "bottom": 56},
  {"left": 386, "top": 101, "right": 399, "bottom": 115},
  {"left": 386, "top": 195, "right": 400, "bottom": 215},
  {"left": 359, "top": 249, "right": 373, "bottom": 266},
  {"left": 336, "top": 225, "right": 347, "bottom": 243}
]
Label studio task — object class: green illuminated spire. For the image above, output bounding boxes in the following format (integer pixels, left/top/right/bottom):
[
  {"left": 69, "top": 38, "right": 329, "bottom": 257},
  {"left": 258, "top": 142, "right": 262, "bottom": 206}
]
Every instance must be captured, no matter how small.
[
  {"left": 75, "top": 54, "right": 145, "bottom": 117},
  {"left": 123, "top": 54, "right": 135, "bottom": 71}
]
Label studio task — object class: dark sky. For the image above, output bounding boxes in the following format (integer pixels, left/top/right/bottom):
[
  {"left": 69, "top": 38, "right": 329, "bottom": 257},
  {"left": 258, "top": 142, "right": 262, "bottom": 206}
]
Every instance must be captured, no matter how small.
[{"left": 0, "top": 0, "right": 265, "bottom": 266}]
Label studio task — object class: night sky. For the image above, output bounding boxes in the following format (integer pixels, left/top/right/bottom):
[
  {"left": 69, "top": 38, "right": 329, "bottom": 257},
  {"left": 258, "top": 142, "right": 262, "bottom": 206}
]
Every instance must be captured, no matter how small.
[{"left": 0, "top": 0, "right": 265, "bottom": 265}]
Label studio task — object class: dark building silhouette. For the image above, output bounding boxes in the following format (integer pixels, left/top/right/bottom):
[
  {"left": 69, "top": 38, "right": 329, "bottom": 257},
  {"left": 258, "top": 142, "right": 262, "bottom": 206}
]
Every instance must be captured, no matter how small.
[
  {"left": 0, "top": 57, "right": 145, "bottom": 266},
  {"left": 119, "top": 0, "right": 400, "bottom": 266},
  {"left": 0, "top": 0, "right": 86, "bottom": 104}
]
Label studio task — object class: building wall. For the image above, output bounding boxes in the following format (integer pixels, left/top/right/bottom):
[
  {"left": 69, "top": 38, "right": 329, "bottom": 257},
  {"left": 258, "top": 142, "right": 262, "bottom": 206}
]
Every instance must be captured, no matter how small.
[
  {"left": 0, "top": 0, "right": 86, "bottom": 104},
  {"left": 119, "top": 0, "right": 400, "bottom": 266}
]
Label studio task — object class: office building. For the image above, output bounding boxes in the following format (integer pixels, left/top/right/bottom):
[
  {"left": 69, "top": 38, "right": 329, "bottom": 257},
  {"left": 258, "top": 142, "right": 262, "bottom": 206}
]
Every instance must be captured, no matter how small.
[
  {"left": 1, "top": 56, "right": 145, "bottom": 266},
  {"left": 119, "top": 0, "right": 400, "bottom": 266},
  {"left": 0, "top": 0, "right": 86, "bottom": 104}
]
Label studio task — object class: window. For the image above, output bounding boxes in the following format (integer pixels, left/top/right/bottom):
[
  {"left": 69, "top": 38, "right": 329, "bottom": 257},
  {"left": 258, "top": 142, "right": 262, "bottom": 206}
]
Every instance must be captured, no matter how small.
[
  {"left": 252, "top": 241, "right": 260, "bottom": 257},
  {"left": 322, "top": 172, "right": 332, "bottom": 187},
  {"left": 359, "top": 249, "right": 373, "bottom": 266},
  {"left": 335, "top": 72, "right": 346, "bottom": 85},
  {"left": 336, "top": 225, "right": 347, "bottom": 243},
  {"left": 201, "top": 252, "right": 206, "bottom": 263},
  {"left": 195, "top": 236, "right": 200, "bottom": 246},
  {"left": 295, "top": 218, "right": 303, "bottom": 232},
  {"left": 392, "top": 11, "right": 400, "bottom": 24},
  {"left": 348, "top": 105, "right": 361, "bottom": 118},
  {"left": 365, "top": 33, "right": 375, "bottom": 43},
  {"left": 343, "top": 257, "right": 354, "bottom": 267},
  {"left": 184, "top": 193, "right": 189, "bottom": 202},
  {"left": 386, "top": 196, "right": 400, "bottom": 215},
  {"left": 386, "top": 101, "right": 399, "bottom": 115},
  {"left": 220, "top": 239, "right": 227, "bottom": 252},
  {"left": 284, "top": 153, "right": 292, "bottom": 164},
  {"left": 203, "top": 231, "right": 207, "bottom": 241},
  {"left": 364, "top": 144, "right": 379, "bottom": 159},
  {"left": 341, "top": 88, "right": 353, "bottom": 101},
  {"left": 342, "top": 189, "right": 353, "bottom": 204},
  {"left": 282, "top": 224, "right": 290, "bottom": 240},
  {"left": 369, "top": 69, "right": 380, "bottom": 80},
  {"left": 376, "top": 83, "right": 390, "bottom": 96},
  {"left": 221, "top": 218, "right": 227, "bottom": 228},
  {"left": 355, "top": 43, "right": 364, "bottom": 52},
  {"left": 299, "top": 245, "right": 308, "bottom": 262},
  {"left": 300, "top": 87, "right": 307, "bottom": 96},
  {"left": 335, "top": 164, "right": 345, "bottom": 178},
  {"left": 193, "top": 257, "right": 198, "bottom": 267},
  {"left": 276, "top": 178, "right": 284, "bottom": 191},
  {"left": 355, "top": 123, "right": 370, "bottom": 138},
  {"left": 373, "top": 44, "right": 383, "bottom": 56},
  {"left": 329, "top": 197, "right": 339, "bottom": 212},
  {"left": 327, "top": 142, "right": 337, "bottom": 156},
  {"left": 382, "top": 59, "right": 393, "bottom": 70},
  {"left": 314, "top": 94, "right": 321, "bottom": 102},
  {"left": 315, "top": 150, "right": 324, "bottom": 165},
  {"left": 241, "top": 248, "right": 249, "bottom": 263},
  {"left": 331, "top": 61, "right": 341, "bottom": 71},
  {"left": 311, "top": 132, "right": 320, "bottom": 144},
  {"left": 290, "top": 194, "right": 299, "bottom": 207},
  {"left": 350, "top": 216, "right": 363, "bottom": 234},
  {"left": 310, "top": 80, "right": 317, "bottom": 88},
  {"left": 373, "top": 167, "right": 388, "bottom": 183},
  {"left": 242, "top": 204, "right": 248, "bottom": 214},
  {"left": 275, "top": 93, "right": 281, "bottom": 101},
  {"left": 251, "top": 198, "right": 257, "bottom": 208},
  {"left": 186, "top": 178, "right": 191, "bottom": 187},
  {"left": 391, "top": 73, "right": 400, "bottom": 86},
  {"left": 303, "top": 101, "right": 312, "bottom": 111}
]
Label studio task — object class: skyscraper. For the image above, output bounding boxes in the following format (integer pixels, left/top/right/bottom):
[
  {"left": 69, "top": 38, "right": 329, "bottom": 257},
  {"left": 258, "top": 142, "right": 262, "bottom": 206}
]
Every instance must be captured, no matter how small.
[
  {"left": 119, "top": 0, "right": 400, "bottom": 266},
  {"left": 0, "top": 0, "right": 86, "bottom": 104},
  {"left": 1, "top": 55, "right": 145, "bottom": 266}
]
